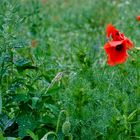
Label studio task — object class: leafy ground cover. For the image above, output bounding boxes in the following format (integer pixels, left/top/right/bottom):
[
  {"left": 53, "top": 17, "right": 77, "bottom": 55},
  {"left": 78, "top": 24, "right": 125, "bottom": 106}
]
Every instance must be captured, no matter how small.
[{"left": 1, "top": 0, "right": 140, "bottom": 139}]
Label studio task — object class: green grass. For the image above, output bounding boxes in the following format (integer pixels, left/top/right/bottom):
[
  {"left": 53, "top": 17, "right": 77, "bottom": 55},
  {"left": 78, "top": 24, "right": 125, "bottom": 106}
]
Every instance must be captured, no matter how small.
[{"left": 1, "top": 0, "right": 140, "bottom": 139}]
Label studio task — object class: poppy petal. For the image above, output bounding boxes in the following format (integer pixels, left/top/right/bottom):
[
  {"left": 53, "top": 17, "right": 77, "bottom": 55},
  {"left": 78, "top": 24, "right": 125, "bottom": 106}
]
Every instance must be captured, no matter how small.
[
  {"left": 104, "top": 41, "right": 128, "bottom": 66},
  {"left": 109, "top": 40, "right": 123, "bottom": 47},
  {"left": 136, "top": 16, "right": 140, "bottom": 21},
  {"left": 106, "top": 24, "right": 117, "bottom": 38},
  {"left": 125, "top": 38, "right": 134, "bottom": 49},
  {"left": 106, "top": 24, "right": 124, "bottom": 41}
]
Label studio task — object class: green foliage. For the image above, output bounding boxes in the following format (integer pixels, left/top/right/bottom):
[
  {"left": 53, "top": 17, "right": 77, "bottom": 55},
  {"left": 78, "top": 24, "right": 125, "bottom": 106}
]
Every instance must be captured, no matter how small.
[
  {"left": 0, "top": 0, "right": 140, "bottom": 139},
  {"left": 0, "top": 94, "right": 2, "bottom": 114}
]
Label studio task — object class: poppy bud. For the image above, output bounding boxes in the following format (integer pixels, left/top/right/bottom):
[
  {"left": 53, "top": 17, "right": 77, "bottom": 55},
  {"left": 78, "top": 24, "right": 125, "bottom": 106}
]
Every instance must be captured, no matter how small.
[{"left": 62, "top": 121, "right": 71, "bottom": 136}]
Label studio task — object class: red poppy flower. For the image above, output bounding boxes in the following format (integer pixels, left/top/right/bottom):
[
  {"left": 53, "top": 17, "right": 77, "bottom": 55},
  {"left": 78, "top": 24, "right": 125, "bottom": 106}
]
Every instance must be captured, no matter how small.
[
  {"left": 136, "top": 15, "right": 140, "bottom": 21},
  {"left": 104, "top": 40, "right": 128, "bottom": 66},
  {"left": 104, "top": 24, "right": 134, "bottom": 66}
]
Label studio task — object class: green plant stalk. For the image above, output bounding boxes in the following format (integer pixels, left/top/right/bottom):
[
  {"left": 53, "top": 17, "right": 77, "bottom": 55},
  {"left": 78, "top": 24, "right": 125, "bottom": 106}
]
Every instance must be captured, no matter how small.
[
  {"left": 53, "top": 110, "right": 69, "bottom": 140},
  {"left": 44, "top": 72, "right": 63, "bottom": 95},
  {"left": 41, "top": 131, "right": 57, "bottom": 140}
]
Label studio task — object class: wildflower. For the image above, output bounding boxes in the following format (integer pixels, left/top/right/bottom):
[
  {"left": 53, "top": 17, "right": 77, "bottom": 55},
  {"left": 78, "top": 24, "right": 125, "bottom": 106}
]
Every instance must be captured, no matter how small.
[
  {"left": 104, "top": 40, "right": 128, "bottom": 66},
  {"left": 104, "top": 24, "right": 133, "bottom": 66},
  {"left": 136, "top": 15, "right": 140, "bottom": 21}
]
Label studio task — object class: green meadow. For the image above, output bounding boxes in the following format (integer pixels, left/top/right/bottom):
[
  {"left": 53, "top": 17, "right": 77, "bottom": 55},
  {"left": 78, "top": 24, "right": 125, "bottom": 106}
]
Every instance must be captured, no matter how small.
[{"left": 1, "top": 0, "right": 140, "bottom": 139}]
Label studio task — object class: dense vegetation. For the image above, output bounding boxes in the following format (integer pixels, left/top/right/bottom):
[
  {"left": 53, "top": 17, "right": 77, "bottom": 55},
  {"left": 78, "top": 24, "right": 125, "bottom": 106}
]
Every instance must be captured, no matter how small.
[{"left": 1, "top": 0, "right": 140, "bottom": 139}]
